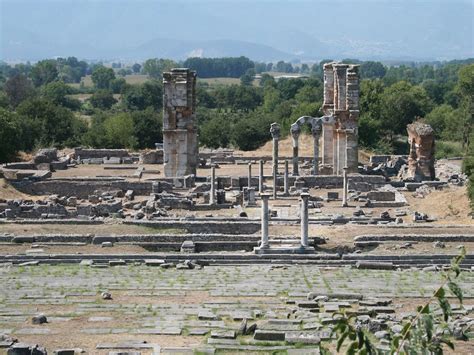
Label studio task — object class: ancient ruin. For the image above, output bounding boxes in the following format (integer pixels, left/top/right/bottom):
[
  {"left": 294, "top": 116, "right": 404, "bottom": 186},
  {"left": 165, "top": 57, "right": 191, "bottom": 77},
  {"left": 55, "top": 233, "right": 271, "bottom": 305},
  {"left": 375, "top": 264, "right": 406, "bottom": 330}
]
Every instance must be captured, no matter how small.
[
  {"left": 290, "top": 62, "right": 360, "bottom": 176},
  {"left": 406, "top": 122, "right": 436, "bottom": 181},
  {"left": 163, "top": 68, "right": 198, "bottom": 177},
  {"left": 0, "top": 67, "right": 472, "bottom": 354}
]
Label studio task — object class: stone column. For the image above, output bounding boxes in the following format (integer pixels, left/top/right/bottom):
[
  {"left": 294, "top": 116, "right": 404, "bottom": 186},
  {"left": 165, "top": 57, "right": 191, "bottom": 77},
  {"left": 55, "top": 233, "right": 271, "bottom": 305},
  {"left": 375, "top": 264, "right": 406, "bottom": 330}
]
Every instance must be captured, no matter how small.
[
  {"left": 345, "top": 127, "right": 358, "bottom": 173},
  {"left": 270, "top": 123, "right": 281, "bottom": 199},
  {"left": 260, "top": 193, "right": 270, "bottom": 248},
  {"left": 311, "top": 122, "right": 321, "bottom": 175},
  {"left": 322, "top": 122, "right": 334, "bottom": 169},
  {"left": 342, "top": 167, "right": 348, "bottom": 207},
  {"left": 300, "top": 193, "right": 310, "bottom": 248},
  {"left": 323, "top": 62, "right": 335, "bottom": 114},
  {"left": 284, "top": 160, "right": 289, "bottom": 196},
  {"left": 259, "top": 160, "right": 264, "bottom": 193},
  {"left": 290, "top": 123, "right": 300, "bottom": 176},
  {"left": 210, "top": 164, "right": 216, "bottom": 205},
  {"left": 336, "top": 130, "right": 347, "bottom": 176},
  {"left": 248, "top": 162, "right": 252, "bottom": 189}
]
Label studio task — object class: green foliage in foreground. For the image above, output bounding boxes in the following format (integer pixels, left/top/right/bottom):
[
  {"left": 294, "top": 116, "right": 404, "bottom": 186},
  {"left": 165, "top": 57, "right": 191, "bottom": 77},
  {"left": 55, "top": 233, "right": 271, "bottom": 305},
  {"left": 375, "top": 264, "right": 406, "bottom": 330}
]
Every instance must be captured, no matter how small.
[{"left": 324, "top": 247, "right": 467, "bottom": 355}]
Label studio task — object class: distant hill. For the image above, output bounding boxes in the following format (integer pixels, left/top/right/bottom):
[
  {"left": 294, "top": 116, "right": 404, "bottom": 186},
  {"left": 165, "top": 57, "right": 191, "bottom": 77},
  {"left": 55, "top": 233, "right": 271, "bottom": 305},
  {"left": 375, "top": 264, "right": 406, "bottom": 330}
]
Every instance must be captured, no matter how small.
[{"left": 1, "top": 0, "right": 472, "bottom": 62}]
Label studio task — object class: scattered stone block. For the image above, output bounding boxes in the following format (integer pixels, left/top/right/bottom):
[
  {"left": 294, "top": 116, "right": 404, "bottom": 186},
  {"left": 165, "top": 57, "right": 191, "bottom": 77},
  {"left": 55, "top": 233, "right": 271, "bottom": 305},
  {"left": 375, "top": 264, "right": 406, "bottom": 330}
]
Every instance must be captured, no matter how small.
[{"left": 254, "top": 330, "right": 285, "bottom": 341}]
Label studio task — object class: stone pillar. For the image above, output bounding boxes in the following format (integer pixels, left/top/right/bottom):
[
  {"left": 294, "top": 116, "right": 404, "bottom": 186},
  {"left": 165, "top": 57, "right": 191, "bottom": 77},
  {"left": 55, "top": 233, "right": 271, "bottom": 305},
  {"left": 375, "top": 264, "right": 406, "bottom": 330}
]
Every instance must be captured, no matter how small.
[
  {"left": 311, "top": 122, "right": 321, "bottom": 175},
  {"left": 284, "top": 160, "right": 289, "bottom": 196},
  {"left": 163, "top": 68, "right": 198, "bottom": 177},
  {"left": 248, "top": 162, "right": 252, "bottom": 189},
  {"left": 322, "top": 62, "right": 335, "bottom": 114},
  {"left": 322, "top": 122, "right": 334, "bottom": 169},
  {"left": 210, "top": 165, "right": 216, "bottom": 205},
  {"left": 259, "top": 160, "right": 264, "bottom": 193},
  {"left": 300, "top": 193, "right": 310, "bottom": 248},
  {"left": 342, "top": 167, "right": 348, "bottom": 207},
  {"left": 270, "top": 123, "right": 281, "bottom": 199},
  {"left": 260, "top": 193, "right": 270, "bottom": 248},
  {"left": 336, "top": 130, "right": 347, "bottom": 176},
  {"left": 290, "top": 123, "right": 300, "bottom": 176},
  {"left": 345, "top": 129, "right": 358, "bottom": 173},
  {"left": 334, "top": 64, "right": 349, "bottom": 111}
]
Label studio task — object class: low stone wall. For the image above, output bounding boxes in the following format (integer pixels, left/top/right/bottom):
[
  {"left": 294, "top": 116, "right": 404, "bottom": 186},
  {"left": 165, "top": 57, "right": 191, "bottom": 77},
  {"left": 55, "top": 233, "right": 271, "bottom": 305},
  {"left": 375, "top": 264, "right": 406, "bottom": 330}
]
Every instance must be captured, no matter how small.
[
  {"left": 124, "top": 220, "right": 261, "bottom": 235},
  {"left": 74, "top": 148, "right": 130, "bottom": 159},
  {"left": 12, "top": 179, "right": 155, "bottom": 198}
]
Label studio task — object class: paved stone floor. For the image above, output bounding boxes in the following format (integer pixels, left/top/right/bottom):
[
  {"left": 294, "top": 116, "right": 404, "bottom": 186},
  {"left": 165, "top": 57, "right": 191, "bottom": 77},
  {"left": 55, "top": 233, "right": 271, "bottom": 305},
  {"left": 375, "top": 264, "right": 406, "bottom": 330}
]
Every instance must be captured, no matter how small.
[{"left": 0, "top": 264, "right": 473, "bottom": 354}]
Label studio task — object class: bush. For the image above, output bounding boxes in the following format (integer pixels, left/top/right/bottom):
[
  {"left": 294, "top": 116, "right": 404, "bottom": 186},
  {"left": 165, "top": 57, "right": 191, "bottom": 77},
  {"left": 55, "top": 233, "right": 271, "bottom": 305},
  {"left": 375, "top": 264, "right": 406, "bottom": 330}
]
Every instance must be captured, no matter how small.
[
  {"left": 103, "top": 113, "right": 137, "bottom": 149},
  {"left": 231, "top": 111, "right": 273, "bottom": 150},
  {"left": 435, "top": 141, "right": 463, "bottom": 159},
  {"left": 89, "top": 90, "right": 117, "bottom": 110},
  {"left": 0, "top": 108, "right": 22, "bottom": 162}
]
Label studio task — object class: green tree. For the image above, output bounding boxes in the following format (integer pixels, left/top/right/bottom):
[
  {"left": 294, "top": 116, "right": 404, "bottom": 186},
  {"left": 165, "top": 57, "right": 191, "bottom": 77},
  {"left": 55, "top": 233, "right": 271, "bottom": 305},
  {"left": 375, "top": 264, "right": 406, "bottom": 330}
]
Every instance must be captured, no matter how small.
[
  {"left": 360, "top": 61, "right": 386, "bottom": 79},
  {"left": 142, "top": 58, "right": 177, "bottom": 79},
  {"left": 131, "top": 109, "right": 163, "bottom": 149},
  {"left": 457, "top": 64, "right": 474, "bottom": 148},
  {"left": 122, "top": 80, "right": 163, "bottom": 111},
  {"left": 132, "top": 63, "right": 142, "bottom": 74},
  {"left": 200, "top": 114, "right": 231, "bottom": 148},
  {"left": 91, "top": 66, "right": 116, "bottom": 89},
  {"left": 0, "top": 108, "right": 22, "bottom": 162},
  {"left": 380, "top": 81, "right": 432, "bottom": 140},
  {"left": 4, "top": 74, "right": 35, "bottom": 107},
  {"left": 103, "top": 113, "right": 137, "bottom": 148},
  {"left": 16, "top": 98, "right": 78, "bottom": 149},
  {"left": 30, "top": 60, "right": 58, "bottom": 87},
  {"left": 89, "top": 90, "right": 117, "bottom": 110},
  {"left": 41, "top": 81, "right": 80, "bottom": 110}
]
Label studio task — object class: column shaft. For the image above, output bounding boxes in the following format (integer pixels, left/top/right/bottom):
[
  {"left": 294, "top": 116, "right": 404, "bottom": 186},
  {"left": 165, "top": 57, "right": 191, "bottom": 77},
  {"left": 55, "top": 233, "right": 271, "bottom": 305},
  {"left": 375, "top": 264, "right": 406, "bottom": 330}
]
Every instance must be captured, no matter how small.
[{"left": 300, "top": 193, "right": 310, "bottom": 247}]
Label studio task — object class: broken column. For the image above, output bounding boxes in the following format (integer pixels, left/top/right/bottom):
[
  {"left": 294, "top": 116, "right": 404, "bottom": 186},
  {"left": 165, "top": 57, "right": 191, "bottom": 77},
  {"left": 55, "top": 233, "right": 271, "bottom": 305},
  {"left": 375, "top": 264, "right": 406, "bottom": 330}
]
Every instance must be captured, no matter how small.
[
  {"left": 300, "top": 193, "right": 310, "bottom": 248},
  {"left": 210, "top": 164, "right": 216, "bottom": 205},
  {"left": 284, "top": 160, "right": 289, "bottom": 196},
  {"left": 163, "top": 68, "right": 198, "bottom": 177},
  {"left": 259, "top": 193, "right": 270, "bottom": 249},
  {"left": 406, "top": 122, "right": 436, "bottom": 181},
  {"left": 290, "top": 123, "right": 300, "bottom": 176},
  {"left": 342, "top": 167, "right": 348, "bottom": 207},
  {"left": 270, "top": 122, "right": 281, "bottom": 199},
  {"left": 311, "top": 121, "right": 322, "bottom": 175},
  {"left": 259, "top": 160, "right": 264, "bottom": 193},
  {"left": 248, "top": 162, "right": 252, "bottom": 189}
]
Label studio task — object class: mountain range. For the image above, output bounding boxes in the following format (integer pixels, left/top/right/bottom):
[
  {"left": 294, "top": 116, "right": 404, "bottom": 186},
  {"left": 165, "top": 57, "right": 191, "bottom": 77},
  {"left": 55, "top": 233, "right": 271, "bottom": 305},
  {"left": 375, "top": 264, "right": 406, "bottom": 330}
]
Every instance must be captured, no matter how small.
[{"left": 1, "top": 0, "right": 472, "bottom": 62}]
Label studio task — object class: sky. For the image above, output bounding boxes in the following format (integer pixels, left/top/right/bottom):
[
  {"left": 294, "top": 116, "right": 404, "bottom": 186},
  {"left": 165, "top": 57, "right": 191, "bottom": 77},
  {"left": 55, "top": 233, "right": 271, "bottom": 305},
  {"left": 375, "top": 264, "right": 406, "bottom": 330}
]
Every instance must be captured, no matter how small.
[{"left": 1, "top": 0, "right": 473, "bottom": 61}]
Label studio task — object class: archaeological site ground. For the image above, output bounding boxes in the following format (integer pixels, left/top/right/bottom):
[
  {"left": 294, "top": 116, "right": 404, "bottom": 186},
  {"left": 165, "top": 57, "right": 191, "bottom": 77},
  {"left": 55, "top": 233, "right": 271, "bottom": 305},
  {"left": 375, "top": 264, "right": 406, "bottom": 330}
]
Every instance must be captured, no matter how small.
[{"left": 0, "top": 65, "right": 473, "bottom": 355}]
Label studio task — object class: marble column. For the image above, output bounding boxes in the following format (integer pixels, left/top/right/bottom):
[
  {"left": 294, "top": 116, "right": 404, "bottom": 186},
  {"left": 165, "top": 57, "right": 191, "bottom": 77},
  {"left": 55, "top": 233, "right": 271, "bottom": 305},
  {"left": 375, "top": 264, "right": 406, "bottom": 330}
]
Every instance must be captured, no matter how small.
[
  {"left": 290, "top": 123, "right": 300, "bottom": 176},
  {"left": 210, "top": 164, "right": 216, "bottom": 205},
  {"left": 260, "top": 193, "right": 270, "bottom": 248},
  {"left": 248, "top": 162, "right": 252, "bottom": 189},
  {"left": 322, "top": 122, "right": 334, "bottom": 170},
  {"left": 284, "top": 160, "right": 289, "bottom": 196},
  {"left": 270, "top": 123, "right": 281, "bottom": 199},
  {"left": 300, "top": 193, "right": 310, "bottom": 247},
  {"left": 311, "top": 122, "right": 321, "bottom": 175},
  {"left": 259, "top": 160, "right": 264, "bottom": 193},
  {"left": 342, "top": 167, "right": 348, "bottom": 207}
]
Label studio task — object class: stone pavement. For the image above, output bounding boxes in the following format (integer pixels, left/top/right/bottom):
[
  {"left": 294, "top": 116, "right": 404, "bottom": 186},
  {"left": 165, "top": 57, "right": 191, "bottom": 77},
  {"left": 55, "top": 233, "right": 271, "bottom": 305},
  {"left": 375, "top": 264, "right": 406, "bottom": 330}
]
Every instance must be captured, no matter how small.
[{"left": 0, "top": 264, "right": 473, "bottom": 354}]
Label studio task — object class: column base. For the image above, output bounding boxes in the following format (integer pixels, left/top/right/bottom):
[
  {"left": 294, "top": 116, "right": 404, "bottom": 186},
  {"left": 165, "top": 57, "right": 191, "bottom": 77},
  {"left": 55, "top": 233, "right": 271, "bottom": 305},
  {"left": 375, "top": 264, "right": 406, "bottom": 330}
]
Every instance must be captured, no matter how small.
[{"left": 254, "top": 246, "right": 315, "bottom": 254}]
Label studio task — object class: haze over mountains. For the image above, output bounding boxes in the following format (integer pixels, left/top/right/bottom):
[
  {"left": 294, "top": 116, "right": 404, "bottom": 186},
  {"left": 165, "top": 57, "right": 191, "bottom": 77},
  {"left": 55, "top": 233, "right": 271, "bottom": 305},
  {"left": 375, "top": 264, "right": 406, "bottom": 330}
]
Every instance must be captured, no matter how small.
[{"left": 1, "top": 0, "right": 473, "bottom": 62}]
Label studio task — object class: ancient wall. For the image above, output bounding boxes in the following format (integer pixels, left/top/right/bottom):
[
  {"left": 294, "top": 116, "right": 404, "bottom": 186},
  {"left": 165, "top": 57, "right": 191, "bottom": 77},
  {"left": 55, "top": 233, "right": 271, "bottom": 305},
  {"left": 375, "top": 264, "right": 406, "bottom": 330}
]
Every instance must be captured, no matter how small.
[
  {"left": 163, "top": 68, "right": 198, "bottom": 177},
  {"left": 406, "top": 122, "right": 435, "bottom": 181}
]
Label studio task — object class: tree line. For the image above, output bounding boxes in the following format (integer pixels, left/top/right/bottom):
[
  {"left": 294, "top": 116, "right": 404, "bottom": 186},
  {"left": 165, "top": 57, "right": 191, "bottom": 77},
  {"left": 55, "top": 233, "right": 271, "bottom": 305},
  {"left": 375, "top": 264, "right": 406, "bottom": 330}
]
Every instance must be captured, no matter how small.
[{"left": 0, "top": 56, "right": 473, "bottom": 209}]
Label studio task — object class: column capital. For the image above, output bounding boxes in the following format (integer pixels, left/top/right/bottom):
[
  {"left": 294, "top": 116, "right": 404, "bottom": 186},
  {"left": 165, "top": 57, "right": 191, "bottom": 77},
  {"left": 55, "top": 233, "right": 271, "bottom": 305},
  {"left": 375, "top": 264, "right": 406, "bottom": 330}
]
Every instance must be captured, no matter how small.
[
  {"left": 300, "top": 192, "right": 310, "bottom": 200},
  {"left": 270, "top": 122, "right": 281, "bottom": 139},
  {"left": 260, "top": 193, "right": 271, "bottom": 200}
]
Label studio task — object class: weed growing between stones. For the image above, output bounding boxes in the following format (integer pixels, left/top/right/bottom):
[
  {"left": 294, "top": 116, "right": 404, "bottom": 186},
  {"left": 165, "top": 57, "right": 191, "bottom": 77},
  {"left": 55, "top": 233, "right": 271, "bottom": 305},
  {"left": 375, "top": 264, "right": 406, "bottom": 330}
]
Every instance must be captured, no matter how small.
[{"left": 324, "top": 246, "right": 468, "bottom": 354}]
